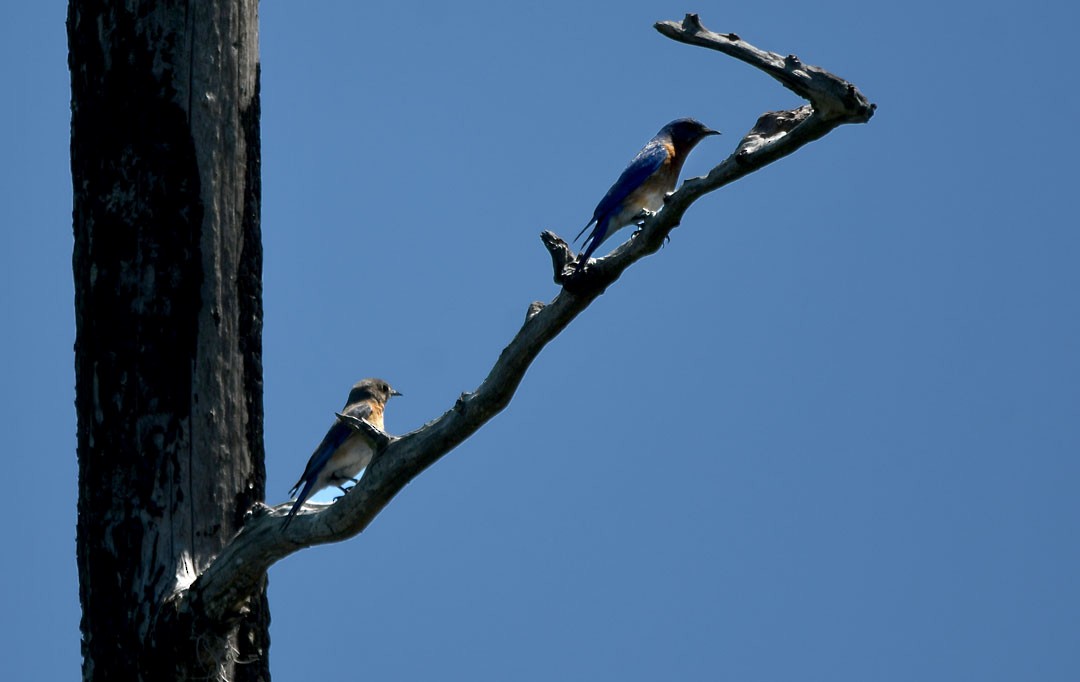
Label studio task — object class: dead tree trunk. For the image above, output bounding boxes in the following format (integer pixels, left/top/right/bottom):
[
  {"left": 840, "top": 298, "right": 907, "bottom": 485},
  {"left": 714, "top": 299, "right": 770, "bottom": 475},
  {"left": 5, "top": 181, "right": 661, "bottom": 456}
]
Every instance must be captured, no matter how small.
[{"left": 68, "top": 1, "right": 266, "bottom": 679}]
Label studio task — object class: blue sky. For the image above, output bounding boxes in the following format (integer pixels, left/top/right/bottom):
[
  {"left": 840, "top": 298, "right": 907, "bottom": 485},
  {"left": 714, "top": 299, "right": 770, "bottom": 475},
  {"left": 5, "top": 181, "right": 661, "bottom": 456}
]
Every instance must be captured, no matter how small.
[{"left": 3, "top": 1, "right": 1079, "bottom": 680}]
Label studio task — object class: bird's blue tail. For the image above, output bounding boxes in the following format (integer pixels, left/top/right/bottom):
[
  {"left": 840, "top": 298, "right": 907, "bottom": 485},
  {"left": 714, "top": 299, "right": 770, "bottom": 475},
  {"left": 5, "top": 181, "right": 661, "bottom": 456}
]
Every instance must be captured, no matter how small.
[
  {"left": 575, "top": 219, "right": 608, "bottom": 272},
  {"left": 283, "top": 479, "right": 315, "bottom": 528},
  {"left": 575, "top": 218, "right": 596, "bottom": 244}
]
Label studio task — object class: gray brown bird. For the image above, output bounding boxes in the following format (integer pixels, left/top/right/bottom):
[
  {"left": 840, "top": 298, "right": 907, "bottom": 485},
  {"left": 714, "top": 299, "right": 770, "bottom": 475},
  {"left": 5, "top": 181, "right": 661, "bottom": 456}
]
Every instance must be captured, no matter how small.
[{"left": 284, "top": 378, "right": 401, "bottom": 527}]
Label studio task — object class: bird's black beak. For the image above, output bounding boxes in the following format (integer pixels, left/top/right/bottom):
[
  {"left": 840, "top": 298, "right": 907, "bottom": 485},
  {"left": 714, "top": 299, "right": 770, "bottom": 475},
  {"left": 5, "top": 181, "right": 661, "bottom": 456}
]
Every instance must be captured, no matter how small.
[
  {"left": 706, "top": 128, "right": 722, "bottom": 136},
  {"left": 391, "top": 389, "right": 403, "bottom": 397}
]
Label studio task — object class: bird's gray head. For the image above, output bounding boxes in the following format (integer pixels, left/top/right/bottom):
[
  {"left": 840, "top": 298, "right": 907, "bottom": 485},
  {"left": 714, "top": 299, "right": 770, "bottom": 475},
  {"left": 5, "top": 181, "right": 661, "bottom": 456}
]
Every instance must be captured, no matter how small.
[
  {"left": 661, "top": 118, "right": 721, "bottom": 150},
  {"left": 347, "top": 378, "right": 402, "bottom": 405}
]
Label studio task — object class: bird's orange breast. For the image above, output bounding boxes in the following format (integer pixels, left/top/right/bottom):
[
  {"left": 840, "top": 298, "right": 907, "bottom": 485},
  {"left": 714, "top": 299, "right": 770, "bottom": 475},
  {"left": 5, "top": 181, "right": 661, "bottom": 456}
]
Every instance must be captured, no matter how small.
[{"left": 367, "top": 402, "right": 386, "bottom": 430}]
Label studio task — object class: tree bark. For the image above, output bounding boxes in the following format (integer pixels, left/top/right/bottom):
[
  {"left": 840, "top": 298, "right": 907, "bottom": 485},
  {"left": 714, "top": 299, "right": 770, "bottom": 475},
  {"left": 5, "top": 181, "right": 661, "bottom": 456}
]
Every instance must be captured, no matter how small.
[{"left": 69, "top": 1, "right": 266, "bottom": 679}]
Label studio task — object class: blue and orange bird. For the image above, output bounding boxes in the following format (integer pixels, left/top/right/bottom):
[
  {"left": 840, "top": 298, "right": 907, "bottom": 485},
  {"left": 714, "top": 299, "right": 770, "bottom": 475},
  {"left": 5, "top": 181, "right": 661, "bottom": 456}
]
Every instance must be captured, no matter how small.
[
  {"left": 283, "top": 378, "right": 401, "bottom": 527},
  {"left": 575, "top": 118, "right": 720, "bottom": 272}
]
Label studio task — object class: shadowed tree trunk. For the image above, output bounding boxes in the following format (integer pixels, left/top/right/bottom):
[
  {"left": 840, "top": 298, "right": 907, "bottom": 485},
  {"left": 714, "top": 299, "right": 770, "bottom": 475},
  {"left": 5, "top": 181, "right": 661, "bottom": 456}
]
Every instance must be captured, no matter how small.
[{"left": 69, "top": 1, "right": 266, "bottom": 679}]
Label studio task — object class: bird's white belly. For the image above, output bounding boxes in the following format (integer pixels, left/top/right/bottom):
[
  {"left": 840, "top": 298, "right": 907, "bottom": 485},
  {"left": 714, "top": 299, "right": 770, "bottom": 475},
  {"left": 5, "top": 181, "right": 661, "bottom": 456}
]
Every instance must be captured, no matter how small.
[
  {"left": 609, "top": 183, "right": 669, "bottom": 234},
  {"left": 638, "top": 184, "right": 668, "bottom": 212},
  {"left": 326, "top": 436, "right": 374, "bottom": 481}
]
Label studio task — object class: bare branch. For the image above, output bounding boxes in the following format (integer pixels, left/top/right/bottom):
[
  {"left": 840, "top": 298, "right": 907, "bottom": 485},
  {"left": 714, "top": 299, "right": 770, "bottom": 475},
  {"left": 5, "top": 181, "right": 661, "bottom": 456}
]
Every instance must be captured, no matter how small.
[
  {"left": 654, "top": 13, "right": 876, "bottom": 122},
  {"left": 180, "top": 14, "right": 876, "bottom": 628},
  {"left": 550, "top": 14, "right": 876, "bottom": 288}
]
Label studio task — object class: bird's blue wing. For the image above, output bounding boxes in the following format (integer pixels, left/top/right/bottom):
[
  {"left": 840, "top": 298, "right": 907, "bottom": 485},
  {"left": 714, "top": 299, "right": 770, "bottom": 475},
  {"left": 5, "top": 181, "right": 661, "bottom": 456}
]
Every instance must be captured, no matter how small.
[
  {"left": 284, "top": 401, "right": 376, "bottom": 527},
  {"left": 341, "top": 400, "right": 374, "bottom": 422},
  {"left": 289, "top": 402, "right": 374, "bottom": 496},
  {"left": 590, "top": 141, "right": 669, "bottom": 226}
]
